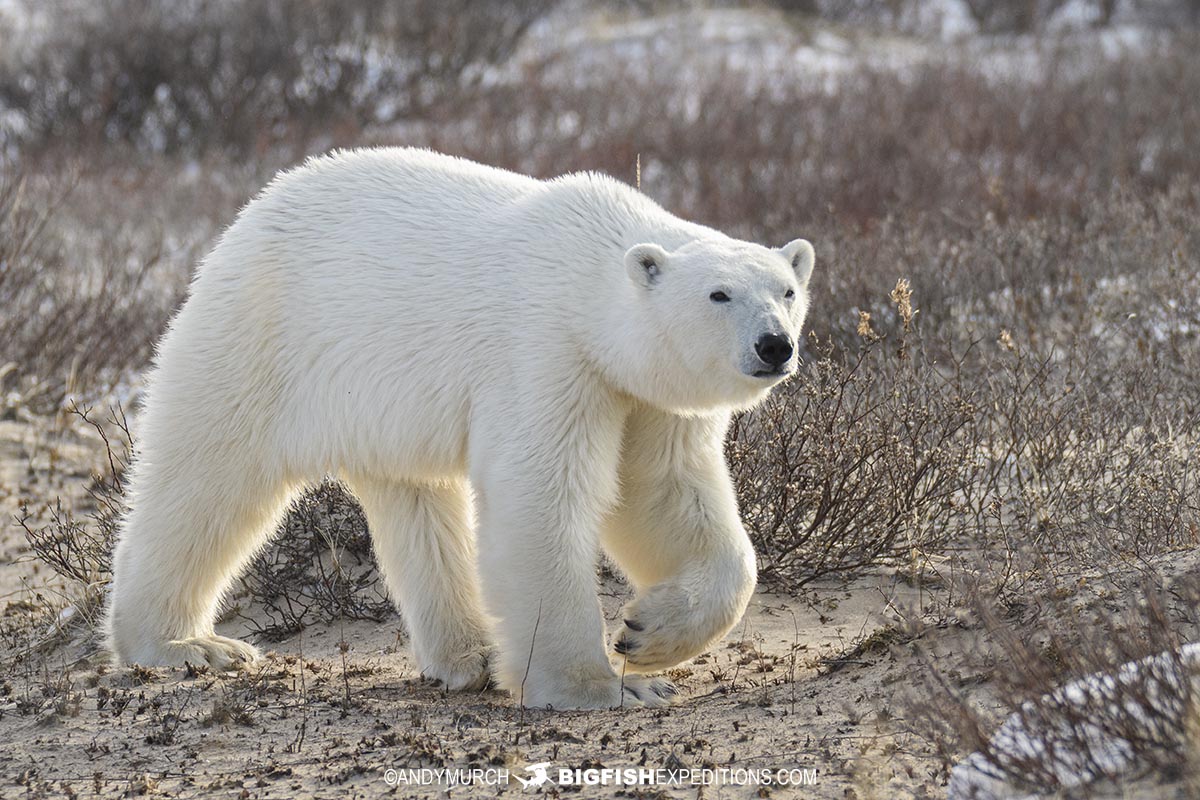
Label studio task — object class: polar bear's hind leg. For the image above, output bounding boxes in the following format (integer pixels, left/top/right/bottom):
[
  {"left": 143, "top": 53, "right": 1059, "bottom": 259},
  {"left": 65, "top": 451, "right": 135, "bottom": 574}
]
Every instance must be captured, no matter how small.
[{"left": 107, "top": 460, "right": 299, "bottom": 669}]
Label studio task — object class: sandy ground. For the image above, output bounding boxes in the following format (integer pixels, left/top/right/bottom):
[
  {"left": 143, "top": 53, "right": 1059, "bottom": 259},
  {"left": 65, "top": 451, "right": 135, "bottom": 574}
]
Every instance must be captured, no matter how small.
[
  {"left": 0, "top": 414, "right": 953, "bottom": 799},
  {"left": 0, "top": 414, "right": 104, "bottom": 602},
  {"left": 5, "top": 411, "right": 1199, "bottom": 799},
  {"left": 1, "top": 586, "right": 938, "bottom": 799}
]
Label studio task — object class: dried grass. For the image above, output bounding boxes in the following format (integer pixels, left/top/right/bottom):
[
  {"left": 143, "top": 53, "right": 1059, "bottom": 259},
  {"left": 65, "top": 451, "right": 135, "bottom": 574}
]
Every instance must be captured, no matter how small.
[{"left": 4, "top": 9, "right": 1200, "bottom": 791}]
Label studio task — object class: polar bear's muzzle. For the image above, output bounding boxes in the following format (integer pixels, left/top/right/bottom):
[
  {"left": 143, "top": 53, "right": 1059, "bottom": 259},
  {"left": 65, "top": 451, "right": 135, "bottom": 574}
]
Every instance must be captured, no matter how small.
[{"left": 748, "top": 332, "right": 795, "bottom": 378}]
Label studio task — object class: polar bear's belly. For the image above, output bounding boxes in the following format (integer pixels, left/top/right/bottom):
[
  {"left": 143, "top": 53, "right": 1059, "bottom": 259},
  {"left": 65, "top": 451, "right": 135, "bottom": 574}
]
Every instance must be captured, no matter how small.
[{"left": 278, "top": 346, "right": 474, "bottom": 481}]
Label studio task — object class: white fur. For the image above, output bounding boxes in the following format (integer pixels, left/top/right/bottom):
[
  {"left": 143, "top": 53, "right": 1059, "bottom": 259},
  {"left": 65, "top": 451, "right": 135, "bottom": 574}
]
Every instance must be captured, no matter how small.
[{"left": 105, "top": 148, "right": 815, "bottom": 709}]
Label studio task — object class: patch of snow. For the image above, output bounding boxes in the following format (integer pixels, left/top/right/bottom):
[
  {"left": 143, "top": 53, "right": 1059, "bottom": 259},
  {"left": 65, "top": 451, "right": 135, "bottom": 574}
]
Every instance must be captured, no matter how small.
[
  {"left": 1045, "top": 0, "right": 1105, "bottom": 32},
  {"left": 895, "top": 0, "right": 979, "bottom": 40},
  {"left": 949, "top": 642, "right": 1200, "bottom": 800},
  {"left": 502, "top": 2, "right": 1165, "bottom": 99}
]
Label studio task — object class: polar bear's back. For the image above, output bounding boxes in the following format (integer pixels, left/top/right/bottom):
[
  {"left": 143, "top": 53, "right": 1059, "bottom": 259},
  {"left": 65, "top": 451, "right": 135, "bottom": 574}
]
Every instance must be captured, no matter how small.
[
  {"left": 264, "top": 147, "right": 540, "bottom": 217},
  {"left": 200, "top": 148, "right": 545, "bottom": 330},
  {"left": 238, "top": 148, "right": 540, "bottom": 260}
]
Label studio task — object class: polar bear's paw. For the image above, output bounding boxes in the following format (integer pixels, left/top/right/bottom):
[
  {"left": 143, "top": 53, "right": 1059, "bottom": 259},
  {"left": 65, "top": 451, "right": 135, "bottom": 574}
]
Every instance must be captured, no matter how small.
[
  {"left": 518, "top": 670, "right": 678, "bottom": 709},
  {"left": 156, "top": 635, "right": 261, "bottom": 671},
  {"left": 614, "top": 583, "right": 727, "bottom": 672},
  {"left": 420, "top": 646, "right": 492, "bottom": 692},
  {"left": 619, "top": 674, "right": 679, "bottom": 708}
]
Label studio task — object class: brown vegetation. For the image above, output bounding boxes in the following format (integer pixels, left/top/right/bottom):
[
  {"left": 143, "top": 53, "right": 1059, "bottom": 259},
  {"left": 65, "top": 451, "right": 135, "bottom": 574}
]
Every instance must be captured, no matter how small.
[{"left": 3, "top": 1, "right": 1200, "bottom": 794}]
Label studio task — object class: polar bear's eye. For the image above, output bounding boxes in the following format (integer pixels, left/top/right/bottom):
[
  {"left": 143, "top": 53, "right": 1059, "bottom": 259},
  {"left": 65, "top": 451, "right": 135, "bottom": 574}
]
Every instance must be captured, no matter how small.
[
  {"left": 785, "top": 289, "right": 795, "bottom": 300},
  {"left": 710, "top": 291, "right": 731, "bottom": 303}
]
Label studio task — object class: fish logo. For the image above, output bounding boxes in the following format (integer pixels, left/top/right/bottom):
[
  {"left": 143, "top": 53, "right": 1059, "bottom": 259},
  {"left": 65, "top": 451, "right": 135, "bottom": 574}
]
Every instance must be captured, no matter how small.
[{"left": 515, "top": 762, "right": 553, "bottom": 789}]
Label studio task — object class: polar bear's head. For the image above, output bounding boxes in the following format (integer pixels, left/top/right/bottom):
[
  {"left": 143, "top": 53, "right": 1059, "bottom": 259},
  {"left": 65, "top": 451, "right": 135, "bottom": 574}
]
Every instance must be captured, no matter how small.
[{"left": 623, "top": 237, "right": 815, "bottom": 411}]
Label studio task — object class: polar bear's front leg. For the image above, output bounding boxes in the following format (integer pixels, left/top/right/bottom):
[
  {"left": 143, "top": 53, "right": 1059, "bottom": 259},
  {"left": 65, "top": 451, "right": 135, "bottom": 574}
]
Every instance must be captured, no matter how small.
[
  {"left": 602, "top": 407, "right": 757, "bottom": 672},
  {"left": 470, "top": 391, "right": 676, "bottom": 710}
]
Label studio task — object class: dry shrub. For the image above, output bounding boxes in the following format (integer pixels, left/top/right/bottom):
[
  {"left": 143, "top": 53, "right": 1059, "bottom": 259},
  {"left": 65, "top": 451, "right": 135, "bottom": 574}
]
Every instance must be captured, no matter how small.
[
  {"left": 776, "top": 0, "right": 1200, "bottom": 31},
  {"left": 17, "top": 404, "right": 131, "bottom": 631},
  {"left": 0, "top": 0, "right": 552, "bottom": 158},
  {"left": 0, "top": 169, "right": 179, "bottom": 412},
  {"left": 961, "top": 0, "right": 1073, "bottom": 32},
  {"left": 907, "top": 575, "right": 1200, "bottom": 795},
  {"left": 8, "top": 24, "right": 1200, "bottom": 409},
  {"left": 723, "top": 182, "right": 1199, "bottom": 590},
  {"left": 952, "top": 194, "right": 1200, "bottom": 599},
  {"left": 18, "top": 412, "right": 391, "bottom": 648},
  {"left": 239, "top": 481, "right": 393, "bottom": 642},
  {"left": 961, "top": 344, "right": 1200, "bottom": 601},
  {"left": 728, "top": 289, "right": 975, "bottom": 586},
  {"left": 6, "top": 404, "right": 131, "bottom": 671},
  {"left": 411, "top": 38, "right": 1200, "bottom": 237}
]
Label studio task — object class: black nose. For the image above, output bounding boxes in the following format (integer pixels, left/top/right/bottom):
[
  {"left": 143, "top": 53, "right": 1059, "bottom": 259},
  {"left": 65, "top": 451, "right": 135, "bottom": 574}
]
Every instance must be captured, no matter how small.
[{"left": 755, "top": 333, "right": 793, "bottom": 368}]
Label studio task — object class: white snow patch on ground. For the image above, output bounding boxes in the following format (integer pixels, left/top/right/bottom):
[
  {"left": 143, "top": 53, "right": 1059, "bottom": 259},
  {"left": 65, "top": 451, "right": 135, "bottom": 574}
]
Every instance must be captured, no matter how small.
[
  {"left": 502, "top": 2, "right": 1164, "bottom": 97},
  {"left": 513, "top": 4, "right": 951, "bottom": 87},
  {"left": 949, "top": 643, "right": 1200, "bottom": 800}
]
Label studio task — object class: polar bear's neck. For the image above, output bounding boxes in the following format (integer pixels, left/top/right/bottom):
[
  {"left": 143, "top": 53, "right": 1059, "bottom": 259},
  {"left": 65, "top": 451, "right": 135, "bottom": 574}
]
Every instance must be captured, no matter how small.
[{"left": 517, "top": 174, "right": 736, "bottom": 415}]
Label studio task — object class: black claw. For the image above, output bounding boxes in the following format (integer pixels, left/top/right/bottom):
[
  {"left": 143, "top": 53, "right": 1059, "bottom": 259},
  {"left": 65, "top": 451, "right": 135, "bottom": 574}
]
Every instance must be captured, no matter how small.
[
  {"left": 624, "top": 619, "right": 645, "bottom": 632},
  {"left": 614, "top": 639, "right": 632, "bottom": 655},
  {"left": 654, "top": 682, "right": 679, "bottom": 698}
]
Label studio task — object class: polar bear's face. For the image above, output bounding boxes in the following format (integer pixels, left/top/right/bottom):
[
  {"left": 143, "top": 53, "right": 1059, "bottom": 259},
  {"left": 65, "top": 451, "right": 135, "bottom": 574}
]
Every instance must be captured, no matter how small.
[{"left": 624, "top": 237, "right": 815, "bottom": 409}]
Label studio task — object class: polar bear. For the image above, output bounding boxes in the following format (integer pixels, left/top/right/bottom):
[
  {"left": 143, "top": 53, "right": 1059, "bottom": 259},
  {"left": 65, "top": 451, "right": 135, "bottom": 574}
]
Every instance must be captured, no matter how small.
[{"left": 105, "top": 148, "right": 815, "bottom": 710}]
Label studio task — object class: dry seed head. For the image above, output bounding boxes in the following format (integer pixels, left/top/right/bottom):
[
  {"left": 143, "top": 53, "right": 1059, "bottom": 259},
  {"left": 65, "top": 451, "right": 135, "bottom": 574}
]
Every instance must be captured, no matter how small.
[
  {"left": 857, "top": 310, "right": 880, "bottom": 342},
  {"left": 890, "top": 278, "right": 916, "bottom": 332}
]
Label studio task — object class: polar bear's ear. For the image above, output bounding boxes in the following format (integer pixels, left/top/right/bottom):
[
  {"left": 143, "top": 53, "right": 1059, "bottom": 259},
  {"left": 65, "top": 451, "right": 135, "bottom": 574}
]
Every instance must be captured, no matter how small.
[
  {"left": 625, "top": 243, "right": 670, "bottom": 288},
  {"left": 780, "top": 239, "right": 815, "bottom": 287}
]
